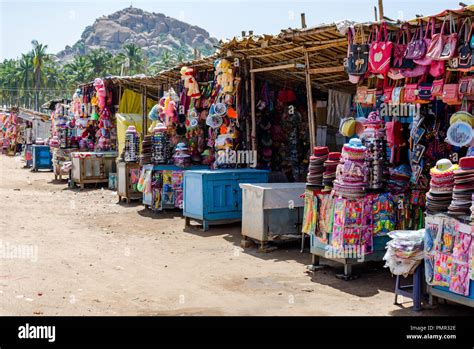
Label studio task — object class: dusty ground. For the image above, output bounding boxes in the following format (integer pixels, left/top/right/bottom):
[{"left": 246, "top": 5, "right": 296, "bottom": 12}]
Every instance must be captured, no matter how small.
[{"left": 0, "top": 155, "right": 472, "bottom": 316}]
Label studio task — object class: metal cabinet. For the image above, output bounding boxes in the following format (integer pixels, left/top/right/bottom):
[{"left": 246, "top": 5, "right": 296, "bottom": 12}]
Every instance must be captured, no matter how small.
[
  {"left": 240, "top": 183, "right": 306, "bottom": 249},
  {"left": 32, "top": 145, "right": 52, "bottom": 171},
  {"left": 183, "top": 169, "right": 269, "bottom": 231}
]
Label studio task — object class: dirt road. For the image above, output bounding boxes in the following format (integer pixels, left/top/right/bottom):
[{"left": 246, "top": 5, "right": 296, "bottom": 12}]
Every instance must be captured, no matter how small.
[{"left": 0, "top": 155, "right": 472, "bottom": 316}]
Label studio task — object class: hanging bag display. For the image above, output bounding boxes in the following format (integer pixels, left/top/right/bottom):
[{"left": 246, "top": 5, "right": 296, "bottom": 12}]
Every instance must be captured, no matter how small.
[
  {"left": 414, "top": 18, "right": 435, "bottom": 66},
  {"left": 405, "top": 21, "right": 427, "bottom": 60},
  {"left": 458, "top": 76, "right": 474, "bottom": 97},
  {"left": 457, "top": 18, "right": 473, "bottom": 70},
  {"left": 347, "top": 24, "right": 369, "bottom": 76},
  {"left": 442, "top": 71, "right": 461, "bottom": 105},
  {"left": 439, "top": 14, "right": 458, "bottom": 60},
  {"left": 431, "top": 78, "right": 445, "bottom": 97},
  {"left": 418, "top": 73, "right": 433, "bottom": 102},
  {"left": 369, "top": 22, "right": 393, "bottom": 74},
  {"left": 383, "top": 77, "right": 395, "bottom": 103},
  {"left": 392, "top": 24, "right": 415, "bottom": 69},
  {"left": 429, "top": 60, "right": 446, "bottom": 78},
  {"left": 391, "top": 85, "right": 405, "bottom": 105},
  {"left": 404, "top": 80, "right": 418, "bottom": 103},
  {"left": 426, "top": 16, "right": 447, "bottom": 60},
  {"left": 355, "top": 85, "right": 369, "bottom": 104}
]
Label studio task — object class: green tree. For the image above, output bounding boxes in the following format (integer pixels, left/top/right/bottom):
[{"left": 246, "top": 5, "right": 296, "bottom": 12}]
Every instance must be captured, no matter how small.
[
  {"left": 117, "top": 43, "right": 144, "bottom": 75},
  {"left": 31, "top": 40, "right": 49, "bottom": 110},
  {"left": 64, "top": 55, "right": 92, "bottom": 84},
  {"left": 16, "top": 53, "right": 34, "bottom": 108},
  {"left": 87, "top": 48, "right": 113, "bottom": 76}
]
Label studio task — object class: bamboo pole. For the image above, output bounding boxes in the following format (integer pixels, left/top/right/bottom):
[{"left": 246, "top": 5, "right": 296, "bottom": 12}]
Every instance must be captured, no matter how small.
[
  {"left": 250, "top": 58, "right": 257, "bottom": 152},
  {"left": 304, "top": 51, "right": 316, "bottom": 149}
]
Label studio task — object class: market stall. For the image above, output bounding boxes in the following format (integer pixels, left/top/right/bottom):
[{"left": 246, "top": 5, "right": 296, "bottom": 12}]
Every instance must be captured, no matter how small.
[{"left": 298, "top": 6, "right": 474, "bottom": 278}]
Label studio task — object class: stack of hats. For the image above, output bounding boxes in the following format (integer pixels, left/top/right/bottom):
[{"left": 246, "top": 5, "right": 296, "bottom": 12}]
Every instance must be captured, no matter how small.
[
  {"left": 364, "top": 139, "right": 385, "bottom": 190},
  {"left": 387, "top": 164, "right": 411, "bottom": 194},
  {"left": 322, "top": 152, "right": 340, "bottom": 189},
  {"left": 173, "top": 142, "right": 191, "bottom": 167},
  {"left": 426, "top": 159, "right": 458, "bottom": 214},
  {"left": 152, "top": 123, "right": 171, "bottom": 164},
  {"left": 306, "top": 146, "right": 328, "bottom": 187},
  {"left": 470, "top": 193, "right": 474, "bottom": 221},
  {"left": 360, "top": 111, "right": 386, "bottom": 191},
  {"left": 448, "top": 156, "right": 474, "bottom": 216},
  {"left": 332, "top": 138, "right": 367, "bottom": 199},
  {"left": 140, "top": 135, "right": 152, "bottom": 165},
  {"left": 124, "top": 126, "right": 140, "bottom": 163}
]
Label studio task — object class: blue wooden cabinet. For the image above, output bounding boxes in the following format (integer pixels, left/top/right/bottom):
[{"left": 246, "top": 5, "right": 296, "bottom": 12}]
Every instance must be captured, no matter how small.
[
  {"left": 183, "top": 169, "right": 269, "bottom": 231},
  {"left": 32, "top": 145, "right": 53, "bottom": 171}
]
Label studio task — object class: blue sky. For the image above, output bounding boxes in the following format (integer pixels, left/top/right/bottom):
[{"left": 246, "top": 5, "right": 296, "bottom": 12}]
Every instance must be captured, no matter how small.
[{"left": 0, "top": 0, "right": 470, "bottom": 60}]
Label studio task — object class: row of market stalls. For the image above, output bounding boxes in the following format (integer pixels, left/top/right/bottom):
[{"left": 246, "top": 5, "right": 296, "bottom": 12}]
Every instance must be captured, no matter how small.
[{"left": 8, "top": 4, "right": 474, "bottom": 311}]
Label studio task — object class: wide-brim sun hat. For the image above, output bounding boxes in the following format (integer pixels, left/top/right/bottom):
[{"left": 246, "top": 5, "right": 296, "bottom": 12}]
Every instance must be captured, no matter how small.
[
  {"left": 189, "top": 118, "right": 199, "bottom": 128},
  {"left": 450, "top": 111, "right": 474, "bottom": 127},
  {"left": 340, "top": 118, "right": 356, "bottom": 137},
  {"left": 206, "top": 115, "right": 223, "bottom": 129},
  {"left": 214, "top": 103, "right": 227, "bottom": 117}
]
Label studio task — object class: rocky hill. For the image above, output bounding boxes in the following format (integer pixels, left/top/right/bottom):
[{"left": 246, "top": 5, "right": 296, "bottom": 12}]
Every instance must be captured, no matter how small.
[{"left": 56, "top": 7, "right": 218, "bottom": 63}]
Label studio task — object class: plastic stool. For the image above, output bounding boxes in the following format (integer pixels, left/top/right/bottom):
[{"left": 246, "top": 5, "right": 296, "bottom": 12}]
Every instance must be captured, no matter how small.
[{"left": 394, "top": 264, "right": 423, "bottom": 311}]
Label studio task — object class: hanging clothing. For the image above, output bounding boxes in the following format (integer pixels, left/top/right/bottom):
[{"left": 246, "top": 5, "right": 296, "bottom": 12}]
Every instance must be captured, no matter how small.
[{"left": 327, "top": 89, "right": 352, "bottom": 128}]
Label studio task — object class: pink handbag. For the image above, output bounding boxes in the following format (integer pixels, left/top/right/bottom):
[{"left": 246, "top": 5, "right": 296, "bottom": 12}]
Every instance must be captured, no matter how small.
[
  {"left": 414, "top": 18, "right": 434, "bottom": 66},
  {"left": 431, "top": 78, "right": 444, "bottom": 97},
  {"left": 429, "top": 60, "right": 445, "bottom": 78},
  {"left": 405, "top": 21, "right": 427, "bottom": 60},
  {"left": 426, "top": 15, "right": 458, "bottom": 61},
  {"left": 404, "top": 83, "right": 418, "bottom": 103},
  {"left": 369, "top": 22, "right": 393, "bottom": 74},
  {"left": 401, "top": 64, "right": 429, "bottom": 78}
]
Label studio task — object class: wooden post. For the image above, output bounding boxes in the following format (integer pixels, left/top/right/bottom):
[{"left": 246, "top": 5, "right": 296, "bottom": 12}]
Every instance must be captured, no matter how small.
[
  {"left": 378, "top": 0, "right": 384, "bottom": 21},
  {"left": 301, "top": 13, "right": 307, "bottom": 29},
  {"left": 304, "top": 51, "right": 316, "bottom": 149},
  {"left": 374, "top": 6, "right": 378, "bottom": 21},
  {"left": 244, "top": 60, "right": 251, "bottom": 149},
  {"left": 141, "top": 86, "right": 146, "bottom": 140},
  {"left": 250, "top": 58, "right": 257, "bottom": 152}
]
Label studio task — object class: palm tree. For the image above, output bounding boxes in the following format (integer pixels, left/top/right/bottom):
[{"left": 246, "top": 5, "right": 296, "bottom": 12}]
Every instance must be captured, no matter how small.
[
  {"left": 0, "top": 59, "right": 20, "bottom": 107},
  {"left": 16, "top": 52, "right": 34, "bottom": 108},
  {"left": 64, "top": 56, "right": 92, "bottom": 84},
  {"left": 87, "top": 48, "right": 113, "bottom": 76},
  {"left": 117, "top": 43, "right": 144, "bottom": 75},
  {"left": 31, "top": 40, "right": 49, "bottom": 110}
]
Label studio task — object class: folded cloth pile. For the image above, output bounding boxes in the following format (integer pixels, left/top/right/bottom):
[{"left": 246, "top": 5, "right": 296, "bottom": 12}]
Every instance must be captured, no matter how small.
[
  {"left": 427, "top": 159, "right": 457, "bottom": 214},
  {"left": 383, "top": 229, "right": 424, "bottom": 277},
  {"left": 306, "top": 146, "right": 329, "bottom": 188},
  {"left": 387, "top": 164, "right": 411, "bottom": 194},
  {"left": 332, "top": 138, "right": 368, "bottom": 199},
  {"left": 140, "top": 135, "right": 152, "bottom": 166},
  {"left": 322, "top": 152, "right": 341, "bottom": 190},
  {"left": 448, "top": 156, "right": 474, "bottom": 216}
]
